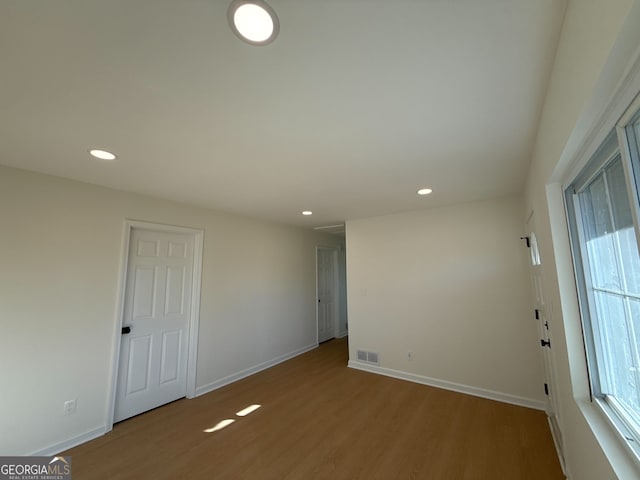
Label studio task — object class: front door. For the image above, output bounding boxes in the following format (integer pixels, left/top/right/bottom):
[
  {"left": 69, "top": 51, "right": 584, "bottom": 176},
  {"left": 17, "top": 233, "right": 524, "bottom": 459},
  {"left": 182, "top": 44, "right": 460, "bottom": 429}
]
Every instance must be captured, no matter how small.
[
  {"left": 114, "top": 228, "right": 195, "bottom": 422},
  {"left": 525, "top": 213, "right": 564, "bottom": 466}
]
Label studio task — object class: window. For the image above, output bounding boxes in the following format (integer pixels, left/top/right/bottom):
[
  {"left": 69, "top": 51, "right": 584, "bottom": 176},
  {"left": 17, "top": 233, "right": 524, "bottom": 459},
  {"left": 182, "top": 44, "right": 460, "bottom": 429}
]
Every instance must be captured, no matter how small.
[{"left": 566, "top": 107, "right": 640, "bottom": 450}]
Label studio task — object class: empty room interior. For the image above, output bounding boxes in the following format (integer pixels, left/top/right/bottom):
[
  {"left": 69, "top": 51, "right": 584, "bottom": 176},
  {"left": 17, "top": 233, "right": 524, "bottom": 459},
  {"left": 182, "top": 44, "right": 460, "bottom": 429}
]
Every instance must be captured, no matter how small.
[{"left": 3, "top": 0, "right": 640, "bottom": 478}]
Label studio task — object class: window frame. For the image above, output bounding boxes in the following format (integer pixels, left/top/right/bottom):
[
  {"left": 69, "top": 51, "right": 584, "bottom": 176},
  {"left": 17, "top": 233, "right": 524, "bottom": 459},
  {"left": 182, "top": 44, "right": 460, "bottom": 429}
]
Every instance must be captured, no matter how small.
[{"left": 564, "top": 98, "right": 640, "bottom": 460}]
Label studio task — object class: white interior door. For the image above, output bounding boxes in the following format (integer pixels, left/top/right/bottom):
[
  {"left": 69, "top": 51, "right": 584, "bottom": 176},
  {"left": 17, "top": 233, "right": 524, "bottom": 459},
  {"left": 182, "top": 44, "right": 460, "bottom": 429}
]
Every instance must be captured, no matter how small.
[
  {"left": 525, "top": 214, "right": 564, "bottom": 466},
  {"left": 114, "top": 228, "right": 194, "bottom": 422},
  {"left": 317, "top": 247, "right": 337, "bottom": 343}
]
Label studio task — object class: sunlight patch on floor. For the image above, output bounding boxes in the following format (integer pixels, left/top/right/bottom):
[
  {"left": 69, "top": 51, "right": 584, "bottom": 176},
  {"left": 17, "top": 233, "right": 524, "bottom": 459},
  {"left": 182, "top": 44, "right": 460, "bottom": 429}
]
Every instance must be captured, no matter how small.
[
  {"left": 203, "top": 404, "right": 262, "bottom": 433},
  {"left": 204, "top": 419, "right": 235, "bottom": 433},
  {"left": 236, "top": 404, "right": 261, "bottom": 417}
]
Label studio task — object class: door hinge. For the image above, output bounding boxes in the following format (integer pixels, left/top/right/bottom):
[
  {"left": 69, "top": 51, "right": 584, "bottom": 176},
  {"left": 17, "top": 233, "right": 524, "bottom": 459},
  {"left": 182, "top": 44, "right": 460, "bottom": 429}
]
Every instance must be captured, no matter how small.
[
  {"left": 534, "top": 309, "right": 540, "bottom": 320},
  {"left": 540, "top": 339, "right": 551, "bottom": 348},
  {"left": 544, "top": 321, "right": 549, "bottom": 330},
  {"left": 520, "top": 236, "right": 531, "bottom": 248},
  {"left": 544, "top": 383, "right": 549, "bottom": 396}
]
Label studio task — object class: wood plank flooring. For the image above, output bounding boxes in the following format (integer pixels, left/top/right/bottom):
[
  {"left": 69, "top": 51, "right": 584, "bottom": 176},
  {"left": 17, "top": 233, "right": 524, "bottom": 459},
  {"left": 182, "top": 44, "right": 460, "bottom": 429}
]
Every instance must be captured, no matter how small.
[{"left": 64, "top": 338, "right": 564, "bottom": 479}]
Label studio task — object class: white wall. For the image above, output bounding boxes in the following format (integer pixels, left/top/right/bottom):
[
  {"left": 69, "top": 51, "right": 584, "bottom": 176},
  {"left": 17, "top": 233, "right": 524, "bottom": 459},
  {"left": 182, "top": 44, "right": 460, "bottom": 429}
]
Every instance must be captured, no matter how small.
[
  {"left": 346, "top": 195, "right": 543, "bottom": 406},
  {"left": 0, "top": 165, "right": 343, "bottom": 455},
  {"left": 524, "top": 0, "right": 640, "bottom": 478}
]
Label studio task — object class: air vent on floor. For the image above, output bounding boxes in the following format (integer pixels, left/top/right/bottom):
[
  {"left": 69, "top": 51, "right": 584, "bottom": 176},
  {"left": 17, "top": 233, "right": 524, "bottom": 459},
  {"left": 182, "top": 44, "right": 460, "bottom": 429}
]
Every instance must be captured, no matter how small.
[{"left": 356, "top": 349, "right": 379, "bottom": 365}]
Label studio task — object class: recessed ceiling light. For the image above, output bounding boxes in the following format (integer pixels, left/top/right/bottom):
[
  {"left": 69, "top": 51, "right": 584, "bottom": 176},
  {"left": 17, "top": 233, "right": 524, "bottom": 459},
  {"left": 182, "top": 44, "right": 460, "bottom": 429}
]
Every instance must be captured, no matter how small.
[
  {"left": 302, "top": 211, "right": 313, "bottom": 216},
  {"left": 228, "top": 0, "right": 279, "bottom": 45},
  {"left": 89, "top": 149, "right": 117, "bottom": 160},
  {"left": 417, "top": 188, "right": 433, "bottom": 195}
]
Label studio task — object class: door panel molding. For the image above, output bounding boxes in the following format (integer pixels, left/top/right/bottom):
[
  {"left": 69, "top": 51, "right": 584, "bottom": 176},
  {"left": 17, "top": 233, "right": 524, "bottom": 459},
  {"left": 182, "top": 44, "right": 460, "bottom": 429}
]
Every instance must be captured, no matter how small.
[{"left": 106, "top": 220, "right": 204, "bottom": 432}]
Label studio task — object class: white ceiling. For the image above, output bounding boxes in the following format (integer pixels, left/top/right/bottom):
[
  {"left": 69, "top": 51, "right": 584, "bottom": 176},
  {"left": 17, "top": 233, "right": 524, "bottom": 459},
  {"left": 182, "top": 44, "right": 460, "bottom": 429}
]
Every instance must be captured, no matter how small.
[{"left": 0, "top": 0, "right": 566, "bottom": 228}]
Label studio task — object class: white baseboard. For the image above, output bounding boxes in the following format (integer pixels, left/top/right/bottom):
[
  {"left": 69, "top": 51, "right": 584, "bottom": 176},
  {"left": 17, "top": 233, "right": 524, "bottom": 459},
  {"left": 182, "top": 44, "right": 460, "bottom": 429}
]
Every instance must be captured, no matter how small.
[
  {"left": 348, "top": 360, "right": 545, "bottom": 411},
  {"left": 30, "top": 426, "right": 107, "bottom": 456},
  {"left": 195, "top": 343, "right": 318, "bottom": 397}
]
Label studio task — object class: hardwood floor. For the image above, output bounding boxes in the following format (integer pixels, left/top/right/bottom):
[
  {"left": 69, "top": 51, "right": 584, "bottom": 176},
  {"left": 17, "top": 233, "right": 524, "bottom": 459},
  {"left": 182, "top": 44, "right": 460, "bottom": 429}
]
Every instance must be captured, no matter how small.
[{"left": 65, "top": 338, "right": 564, "bottom": 479}]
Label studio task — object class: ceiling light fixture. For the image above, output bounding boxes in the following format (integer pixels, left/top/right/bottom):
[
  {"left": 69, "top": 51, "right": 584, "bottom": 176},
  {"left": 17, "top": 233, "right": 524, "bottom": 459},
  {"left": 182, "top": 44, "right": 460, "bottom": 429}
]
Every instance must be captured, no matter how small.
[
  {"left": 228, "top": 0, "right": 279, "bottom": 46},
  {"left": 417, "top": 188, "right": 433, "bottom": 195},
  {"left": 302, "top": 211, "right": 313, "bottom": 216},
  {"left": 89, "top": 149, "right": 117, "bottom": 160}
]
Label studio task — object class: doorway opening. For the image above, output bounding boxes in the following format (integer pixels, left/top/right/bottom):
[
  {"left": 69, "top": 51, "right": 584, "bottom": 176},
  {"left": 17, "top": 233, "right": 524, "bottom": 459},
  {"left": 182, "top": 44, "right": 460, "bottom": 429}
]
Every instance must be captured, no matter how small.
[{"left": 316, "top": 245, "right": 347, "bottom": 344}]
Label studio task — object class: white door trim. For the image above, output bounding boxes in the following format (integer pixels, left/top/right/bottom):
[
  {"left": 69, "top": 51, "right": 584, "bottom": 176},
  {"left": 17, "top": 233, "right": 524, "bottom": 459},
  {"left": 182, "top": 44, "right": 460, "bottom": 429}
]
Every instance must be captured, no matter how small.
[
  {"left": 316, "top": 245, "right": 340, "bottom": 344},
  {"left": 106, "top": 220, "right": 204, "bottom": 431}
]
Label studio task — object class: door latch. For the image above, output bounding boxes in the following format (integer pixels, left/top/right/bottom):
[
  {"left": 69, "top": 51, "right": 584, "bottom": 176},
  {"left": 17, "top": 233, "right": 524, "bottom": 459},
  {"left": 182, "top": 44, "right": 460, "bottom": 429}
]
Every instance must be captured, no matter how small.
[
  {"left": 122, "top": 326, "right": 132, "bottom": 334},
  {"left": 540, "top": 339, "right": 551, "bottom": 348}
]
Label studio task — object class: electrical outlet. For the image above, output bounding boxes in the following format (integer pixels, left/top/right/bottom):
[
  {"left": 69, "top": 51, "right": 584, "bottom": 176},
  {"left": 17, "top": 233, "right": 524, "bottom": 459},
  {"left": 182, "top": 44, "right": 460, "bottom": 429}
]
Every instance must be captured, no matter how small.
[
  {"left": 63, "top": 399, "right": 77, "bottom": 416},
  {"left": 407, "top": 351, "right": 413, "bottom": 361}
]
